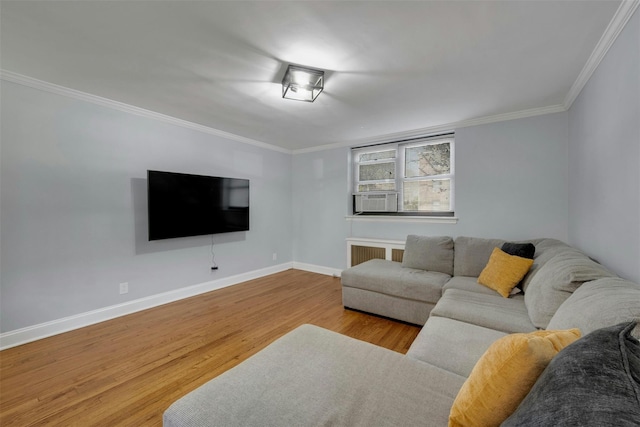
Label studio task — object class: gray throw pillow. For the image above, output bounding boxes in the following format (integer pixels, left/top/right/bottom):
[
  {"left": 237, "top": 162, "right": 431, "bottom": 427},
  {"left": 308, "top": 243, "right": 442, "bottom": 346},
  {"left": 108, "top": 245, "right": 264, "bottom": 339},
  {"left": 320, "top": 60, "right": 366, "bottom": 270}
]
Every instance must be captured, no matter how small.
[
  {"left": 502, "top": 321, "right": 640, "bottom": 426},
  {"left": 501, "top": 242, "right": 535, "bottom": 260},
  {"left": 401, "top": 235, "right": 454, "bottom": 275}
]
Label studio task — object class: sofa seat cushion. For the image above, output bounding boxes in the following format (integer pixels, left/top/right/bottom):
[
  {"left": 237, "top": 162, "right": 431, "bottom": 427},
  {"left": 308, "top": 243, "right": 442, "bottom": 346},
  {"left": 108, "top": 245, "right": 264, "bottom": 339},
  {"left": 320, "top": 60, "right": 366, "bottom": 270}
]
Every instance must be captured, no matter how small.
[
  {"left": 443, "top": 276, "right": 502, "bottom": 296},
  {"left": 164, "top": 324, "right": 466, "bottom": 427},
  {"left": 406, "top": 316, "right": 507, "bottom": 377},
  {"left": 341, "top": 259, "right": 449, "bottom": 303},
  {"left": 431, "top": 289, "right": 536, "bottom": 333},
  {"left": 548, "top": 277, "right": 640, "bottom": 335},
  {"left": 524, "top": 251, "right": 615, "bottom": 329}
]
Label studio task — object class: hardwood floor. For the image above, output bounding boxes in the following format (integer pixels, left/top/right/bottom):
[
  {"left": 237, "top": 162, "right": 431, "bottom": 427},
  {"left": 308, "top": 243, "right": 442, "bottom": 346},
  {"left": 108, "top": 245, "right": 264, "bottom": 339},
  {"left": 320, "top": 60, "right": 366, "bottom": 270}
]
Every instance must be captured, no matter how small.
[{"left": 0, "top": 269, "right": 420, "bottom": 426}]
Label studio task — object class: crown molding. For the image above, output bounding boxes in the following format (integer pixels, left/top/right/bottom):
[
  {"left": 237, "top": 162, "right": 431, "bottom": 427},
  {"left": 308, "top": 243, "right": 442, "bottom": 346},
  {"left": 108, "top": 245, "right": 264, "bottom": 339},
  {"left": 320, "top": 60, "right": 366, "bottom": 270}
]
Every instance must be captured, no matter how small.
[
  {"left": 0, "top": 68, "right": 566, "bottom": 157},
  {"left": 293, "top": 103, "right": 566, "bottom": 154},
  {"left": 0, "top": 70, "right": 292, "bottom": 155},
  {"left": 563, "top": 0, "right": 639, "bottom": 109},
  {"left": 5, "top": 0, "right": 636, "bottom": 160}
]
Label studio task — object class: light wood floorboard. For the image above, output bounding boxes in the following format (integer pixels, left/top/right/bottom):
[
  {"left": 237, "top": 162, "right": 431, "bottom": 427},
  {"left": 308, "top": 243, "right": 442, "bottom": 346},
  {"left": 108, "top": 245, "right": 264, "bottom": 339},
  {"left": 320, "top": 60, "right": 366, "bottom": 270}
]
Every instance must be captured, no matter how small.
[{"left": 0, "top": 269, "right": 420, "bottom": 426}]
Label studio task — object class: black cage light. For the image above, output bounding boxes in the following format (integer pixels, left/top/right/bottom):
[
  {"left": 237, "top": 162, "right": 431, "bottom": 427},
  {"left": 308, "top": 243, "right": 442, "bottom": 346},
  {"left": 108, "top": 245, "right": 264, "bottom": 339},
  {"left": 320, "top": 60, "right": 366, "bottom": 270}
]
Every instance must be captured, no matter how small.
[{"left": 282, "top": 64, "right": 324, "bottom": 102}]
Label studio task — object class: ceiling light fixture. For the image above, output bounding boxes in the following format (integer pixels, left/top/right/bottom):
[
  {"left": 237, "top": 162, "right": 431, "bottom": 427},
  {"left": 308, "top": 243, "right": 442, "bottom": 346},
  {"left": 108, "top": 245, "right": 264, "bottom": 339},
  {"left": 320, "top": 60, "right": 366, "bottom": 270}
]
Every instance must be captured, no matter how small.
[{"left": 282, "top": 64, "right": 324, "bottom": 102}]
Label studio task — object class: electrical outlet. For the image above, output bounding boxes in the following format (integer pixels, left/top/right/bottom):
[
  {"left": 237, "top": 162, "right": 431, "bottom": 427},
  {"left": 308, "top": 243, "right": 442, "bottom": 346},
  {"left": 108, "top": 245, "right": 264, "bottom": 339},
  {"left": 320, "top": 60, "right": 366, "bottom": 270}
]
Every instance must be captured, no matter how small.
[
  {"left": 272, "top": 252, "right": 277, "bottom": 261},
  {"left": 119, "top": 282, "right": 129, "bottom": 295}
]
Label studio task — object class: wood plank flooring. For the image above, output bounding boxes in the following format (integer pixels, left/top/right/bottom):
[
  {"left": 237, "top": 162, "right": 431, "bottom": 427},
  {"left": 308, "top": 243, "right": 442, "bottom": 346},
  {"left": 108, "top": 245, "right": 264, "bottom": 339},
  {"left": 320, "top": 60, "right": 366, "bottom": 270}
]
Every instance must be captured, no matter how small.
[{"left": 0, "top": 269, "right": 420, "bottom": 426}]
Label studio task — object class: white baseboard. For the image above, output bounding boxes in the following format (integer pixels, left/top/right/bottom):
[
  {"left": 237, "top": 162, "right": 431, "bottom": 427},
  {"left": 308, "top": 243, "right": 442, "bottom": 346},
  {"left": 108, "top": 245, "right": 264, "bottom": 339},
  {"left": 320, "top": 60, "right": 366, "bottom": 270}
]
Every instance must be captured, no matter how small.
[
  {"left": 0, "top": 262, "right": 293, "bottom": 350},
  {"left": 293, "top": 262, "right": 342, "bottom": 278}
]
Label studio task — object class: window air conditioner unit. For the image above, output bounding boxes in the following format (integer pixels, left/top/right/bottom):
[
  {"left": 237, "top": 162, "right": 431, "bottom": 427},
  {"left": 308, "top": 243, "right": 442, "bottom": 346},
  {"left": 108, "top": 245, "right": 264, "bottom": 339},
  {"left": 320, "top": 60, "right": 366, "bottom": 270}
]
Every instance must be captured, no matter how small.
[{"left": 354, "top": 193, "right": 398, "bottom": 213}]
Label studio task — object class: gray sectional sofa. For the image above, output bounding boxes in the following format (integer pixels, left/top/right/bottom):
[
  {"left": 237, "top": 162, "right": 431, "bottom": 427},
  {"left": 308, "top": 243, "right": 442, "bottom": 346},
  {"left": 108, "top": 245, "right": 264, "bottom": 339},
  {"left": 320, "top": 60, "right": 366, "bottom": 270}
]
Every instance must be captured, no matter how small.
[{"left": 164, "top": 236, "right": 640, "bottom": 426}]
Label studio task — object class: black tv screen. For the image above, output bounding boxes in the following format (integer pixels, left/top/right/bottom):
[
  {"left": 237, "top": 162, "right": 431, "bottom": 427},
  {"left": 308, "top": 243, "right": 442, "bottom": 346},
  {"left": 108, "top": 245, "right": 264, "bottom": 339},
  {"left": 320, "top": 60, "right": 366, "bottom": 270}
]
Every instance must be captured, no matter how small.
[{"left": 147, "top": 170, "right": 249, "bottom": 241}]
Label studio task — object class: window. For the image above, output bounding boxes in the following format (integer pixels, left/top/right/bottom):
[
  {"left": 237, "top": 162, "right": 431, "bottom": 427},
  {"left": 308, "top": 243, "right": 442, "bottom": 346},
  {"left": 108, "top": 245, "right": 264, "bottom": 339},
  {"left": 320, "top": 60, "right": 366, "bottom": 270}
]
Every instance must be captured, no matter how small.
[{"left": 352, "top": 134, "right": 454, "bottom": 215}]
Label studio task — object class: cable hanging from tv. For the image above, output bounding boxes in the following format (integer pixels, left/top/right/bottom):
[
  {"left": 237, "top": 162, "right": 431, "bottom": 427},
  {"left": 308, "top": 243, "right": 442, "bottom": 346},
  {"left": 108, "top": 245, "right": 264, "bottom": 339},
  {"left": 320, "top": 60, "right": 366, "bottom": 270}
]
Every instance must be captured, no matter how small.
[{"left": 211, "top": 235, "right": 218, "bottom": 270}]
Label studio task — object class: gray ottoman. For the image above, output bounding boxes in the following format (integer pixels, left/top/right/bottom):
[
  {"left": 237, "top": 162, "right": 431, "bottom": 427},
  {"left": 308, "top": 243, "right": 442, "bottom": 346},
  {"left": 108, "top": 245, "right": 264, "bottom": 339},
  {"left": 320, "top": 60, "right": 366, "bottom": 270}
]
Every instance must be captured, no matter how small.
[{"left": 164, "top": 324, "right": 464, "bottom": 427}]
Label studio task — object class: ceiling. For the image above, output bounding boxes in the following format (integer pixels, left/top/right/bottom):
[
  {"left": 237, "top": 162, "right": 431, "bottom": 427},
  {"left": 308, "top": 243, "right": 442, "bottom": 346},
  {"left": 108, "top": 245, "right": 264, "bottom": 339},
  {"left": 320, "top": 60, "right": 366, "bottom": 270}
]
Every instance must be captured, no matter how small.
[{"left": 0, "top": 1, "right": 624, "bottom": 152}]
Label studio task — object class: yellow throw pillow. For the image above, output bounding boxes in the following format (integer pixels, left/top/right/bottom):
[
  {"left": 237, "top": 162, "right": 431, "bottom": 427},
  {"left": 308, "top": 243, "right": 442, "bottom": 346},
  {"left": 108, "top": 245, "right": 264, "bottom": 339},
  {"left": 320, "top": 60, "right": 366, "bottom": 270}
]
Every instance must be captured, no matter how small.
[
  {"left": 478, "top": 247, "right": 534, "bottom": 297},
  {"left": 448, "top": 328, "right": 581, "bottom": 427}
]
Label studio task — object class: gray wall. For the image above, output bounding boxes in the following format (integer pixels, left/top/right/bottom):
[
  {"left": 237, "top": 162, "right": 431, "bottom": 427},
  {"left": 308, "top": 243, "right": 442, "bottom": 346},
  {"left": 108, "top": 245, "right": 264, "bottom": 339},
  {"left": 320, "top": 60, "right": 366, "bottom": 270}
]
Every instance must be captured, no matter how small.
[
  {"left": 568, "top": 9, "right": 639, "bottom": 283},
  {"left": 292, "top": 112, "right": 569, "bottom": 270},
  {"left": 1, "top": 81, "right": 293, "bottom": 332},
  {"left": 292, "top": 147, "right": 351, "bottom": 270}
]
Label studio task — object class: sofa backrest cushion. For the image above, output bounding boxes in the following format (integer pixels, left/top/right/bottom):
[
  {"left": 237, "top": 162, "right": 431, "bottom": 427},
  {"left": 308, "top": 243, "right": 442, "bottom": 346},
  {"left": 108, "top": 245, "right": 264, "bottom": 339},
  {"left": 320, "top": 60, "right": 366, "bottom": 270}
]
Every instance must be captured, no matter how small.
[
  {"left": 547, "top": 277, "right": 640, "bottom": 335},
  {"left": 524, "top": 251, "right": 615, "bottom": 329},
  {"left": 502, "top": 322, "right": 640, "bottom": 427},
  {"left": 453, "top": 236, "right": 506, "bottom": 277},
  {"left": 519, "top": 239, "right": 573, "bottom": 293},
  {"left": 402, "top": 235, "right": 454, "bottom": 275}
]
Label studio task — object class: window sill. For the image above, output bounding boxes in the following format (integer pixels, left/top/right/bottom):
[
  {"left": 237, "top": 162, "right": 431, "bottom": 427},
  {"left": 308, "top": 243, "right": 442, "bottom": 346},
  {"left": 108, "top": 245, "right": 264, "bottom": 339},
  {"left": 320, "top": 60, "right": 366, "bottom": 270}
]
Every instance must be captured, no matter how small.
[{"left": 345, "top": 215, "right": 458, "bottom": 224}]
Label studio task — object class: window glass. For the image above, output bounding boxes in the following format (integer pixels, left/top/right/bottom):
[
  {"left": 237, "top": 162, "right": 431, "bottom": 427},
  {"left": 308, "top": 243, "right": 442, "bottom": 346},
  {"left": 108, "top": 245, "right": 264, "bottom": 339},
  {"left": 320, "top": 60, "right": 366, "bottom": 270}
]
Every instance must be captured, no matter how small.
[
  {"left": 357, "top": 182, "right": 396, "bottom": 192},
  {"left": 359, "top": 150, "right": 396, "bottom": 162},
  {"left": 405, "top": 142, "right": 450, "bottom": 178},
  {"left": 358, "top": 162, "right": 395, "bottom": 181},
  {"left": 403, "top": 179, "right": 451, "bottom": 211}
]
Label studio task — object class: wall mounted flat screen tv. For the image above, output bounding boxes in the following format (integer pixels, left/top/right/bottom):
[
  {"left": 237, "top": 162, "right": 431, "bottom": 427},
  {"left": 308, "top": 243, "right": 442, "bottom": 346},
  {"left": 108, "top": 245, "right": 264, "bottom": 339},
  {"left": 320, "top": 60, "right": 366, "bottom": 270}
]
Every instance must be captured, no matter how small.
[{"left": 147, "top": 170, "right": 249, "bottom": 241}]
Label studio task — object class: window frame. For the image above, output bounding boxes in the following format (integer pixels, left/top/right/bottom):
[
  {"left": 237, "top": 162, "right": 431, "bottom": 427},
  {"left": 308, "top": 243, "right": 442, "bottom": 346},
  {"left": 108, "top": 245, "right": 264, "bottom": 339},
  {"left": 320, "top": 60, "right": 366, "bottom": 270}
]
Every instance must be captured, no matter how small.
[{"left": 351, "top": 134, "right": 455, "bottom": 216}]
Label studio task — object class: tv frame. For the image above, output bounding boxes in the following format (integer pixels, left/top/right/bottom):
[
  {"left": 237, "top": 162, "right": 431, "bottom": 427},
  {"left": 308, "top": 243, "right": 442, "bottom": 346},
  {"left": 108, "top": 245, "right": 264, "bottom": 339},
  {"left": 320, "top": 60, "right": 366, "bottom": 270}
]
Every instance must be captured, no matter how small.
[{"left": 147, "top": 170, "right": 249, "bottom": 241}]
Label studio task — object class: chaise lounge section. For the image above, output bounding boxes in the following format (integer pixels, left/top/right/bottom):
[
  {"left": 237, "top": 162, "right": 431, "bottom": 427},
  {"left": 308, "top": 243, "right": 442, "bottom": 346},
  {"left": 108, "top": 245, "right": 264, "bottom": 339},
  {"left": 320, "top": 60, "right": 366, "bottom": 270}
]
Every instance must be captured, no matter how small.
[{"left": 164, "top": 324, "right": 465, "bottom": 427}]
